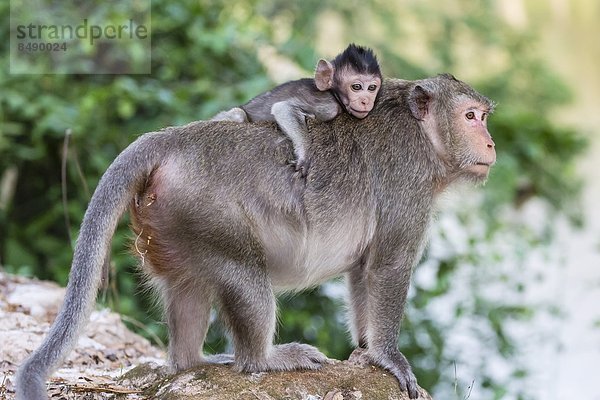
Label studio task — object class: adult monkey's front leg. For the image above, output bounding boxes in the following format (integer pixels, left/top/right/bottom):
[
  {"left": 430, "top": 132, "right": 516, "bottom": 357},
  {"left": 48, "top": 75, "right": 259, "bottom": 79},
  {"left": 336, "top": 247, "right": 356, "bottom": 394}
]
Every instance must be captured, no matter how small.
[{"left": 355, "top": 237, "right": 424, "bottom": 399}]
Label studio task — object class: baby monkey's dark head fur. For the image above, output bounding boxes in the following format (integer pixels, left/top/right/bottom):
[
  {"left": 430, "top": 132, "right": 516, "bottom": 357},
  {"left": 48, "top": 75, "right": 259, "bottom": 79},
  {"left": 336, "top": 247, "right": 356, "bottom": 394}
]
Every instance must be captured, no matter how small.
[{"left": 332, "top": 43, "right": 382, "bottom": 80}]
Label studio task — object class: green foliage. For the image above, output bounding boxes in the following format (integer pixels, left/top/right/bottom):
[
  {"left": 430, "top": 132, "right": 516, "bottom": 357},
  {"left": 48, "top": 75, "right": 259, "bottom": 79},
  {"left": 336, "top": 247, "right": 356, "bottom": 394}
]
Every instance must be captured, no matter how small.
[{"left": 0, "top": 1, "right": 586, "bottom": 399}]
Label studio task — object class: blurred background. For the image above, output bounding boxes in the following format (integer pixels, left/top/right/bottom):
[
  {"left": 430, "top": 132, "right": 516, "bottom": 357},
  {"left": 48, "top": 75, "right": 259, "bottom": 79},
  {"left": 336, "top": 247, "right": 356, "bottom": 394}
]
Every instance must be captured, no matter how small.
[{"left": 1, "top": 0, "right": 599, "bottom": 398}]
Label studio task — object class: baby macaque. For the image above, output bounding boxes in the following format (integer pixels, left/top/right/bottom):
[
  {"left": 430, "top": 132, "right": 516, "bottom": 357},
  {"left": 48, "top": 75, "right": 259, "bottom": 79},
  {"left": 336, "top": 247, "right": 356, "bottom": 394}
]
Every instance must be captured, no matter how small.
[{"left": 212, "top": 44, "right": 382, "bottom": 176}]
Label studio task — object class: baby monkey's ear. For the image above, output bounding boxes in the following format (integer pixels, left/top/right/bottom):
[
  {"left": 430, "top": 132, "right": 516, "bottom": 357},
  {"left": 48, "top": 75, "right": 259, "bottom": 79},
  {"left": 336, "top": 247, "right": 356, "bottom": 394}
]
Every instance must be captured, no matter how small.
[{"left": 314, "top": 59, "right": 335, "bottom": 91}]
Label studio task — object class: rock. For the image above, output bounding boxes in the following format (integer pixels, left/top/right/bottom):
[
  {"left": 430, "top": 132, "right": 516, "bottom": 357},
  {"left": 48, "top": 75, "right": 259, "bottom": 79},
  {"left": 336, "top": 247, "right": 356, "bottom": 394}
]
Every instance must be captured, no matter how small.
[{"left": 120, "top": 360, "right": 433, "bottom": 400}]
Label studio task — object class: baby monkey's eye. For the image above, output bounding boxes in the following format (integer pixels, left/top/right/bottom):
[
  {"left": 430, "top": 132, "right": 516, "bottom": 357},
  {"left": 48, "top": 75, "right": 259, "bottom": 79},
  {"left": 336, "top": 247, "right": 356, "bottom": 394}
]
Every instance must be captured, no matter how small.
[
  {"left": 368, "top": 84, "right": 378, "bottom": 92},
  {"left": 351, "top": 83, "right": 363, "bottom": 91},
  {"left": 466, "top": 111, "right": 475, "bottom": 120}
]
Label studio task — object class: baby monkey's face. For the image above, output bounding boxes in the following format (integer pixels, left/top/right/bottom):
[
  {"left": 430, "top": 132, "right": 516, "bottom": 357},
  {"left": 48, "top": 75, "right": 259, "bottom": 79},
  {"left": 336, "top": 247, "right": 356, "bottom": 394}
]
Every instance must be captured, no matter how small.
[{"left": 339, "top": 73, "right": 381, "bottom": 119}]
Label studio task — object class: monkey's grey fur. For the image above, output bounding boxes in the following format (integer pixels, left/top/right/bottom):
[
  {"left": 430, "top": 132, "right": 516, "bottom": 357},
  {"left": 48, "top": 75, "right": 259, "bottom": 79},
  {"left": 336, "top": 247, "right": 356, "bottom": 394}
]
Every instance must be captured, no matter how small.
[{"left": 16, "top": 74, "right": 495, "bottom": 400}]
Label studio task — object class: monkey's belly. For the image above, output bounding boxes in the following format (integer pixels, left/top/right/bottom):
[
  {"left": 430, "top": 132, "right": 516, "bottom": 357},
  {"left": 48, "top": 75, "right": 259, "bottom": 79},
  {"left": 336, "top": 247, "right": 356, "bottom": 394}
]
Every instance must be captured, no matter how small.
[{"left": 259, "top": 218, "right": 374, "bottom": 291}]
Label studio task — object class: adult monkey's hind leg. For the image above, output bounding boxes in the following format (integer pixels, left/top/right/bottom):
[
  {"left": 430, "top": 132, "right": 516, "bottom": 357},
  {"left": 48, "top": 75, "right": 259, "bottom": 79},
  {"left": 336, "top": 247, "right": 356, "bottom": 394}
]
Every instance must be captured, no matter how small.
[
  {"left": 160, "top": 275, "right": 214, "bottom": 371},
  {"left": 216, "top": 259, "right": 328, "bottom": 373}
]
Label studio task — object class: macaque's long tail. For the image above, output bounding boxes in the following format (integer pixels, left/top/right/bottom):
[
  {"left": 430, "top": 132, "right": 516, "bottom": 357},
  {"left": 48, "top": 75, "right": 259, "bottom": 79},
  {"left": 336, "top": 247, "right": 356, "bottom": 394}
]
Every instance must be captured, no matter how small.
[{"left": 15, "top": 131, "right": 174, "bottom": 400}]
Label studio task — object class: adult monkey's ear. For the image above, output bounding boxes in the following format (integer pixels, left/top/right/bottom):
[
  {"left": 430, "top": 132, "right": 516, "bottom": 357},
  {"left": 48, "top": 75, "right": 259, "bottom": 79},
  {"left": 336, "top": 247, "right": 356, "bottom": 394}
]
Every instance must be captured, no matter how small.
[
  {"left": 408, "top": 85, "right": 431, "bottom": 121},
  {"left": 314, "top": 59, "right": 335, "bottom": 91}
]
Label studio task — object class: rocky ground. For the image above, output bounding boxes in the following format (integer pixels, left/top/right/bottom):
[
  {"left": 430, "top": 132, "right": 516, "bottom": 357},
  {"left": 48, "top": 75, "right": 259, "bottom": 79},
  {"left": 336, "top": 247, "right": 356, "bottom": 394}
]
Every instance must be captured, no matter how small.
[{"left": 0, "top": 272, "right": 164, "bottom": 399}]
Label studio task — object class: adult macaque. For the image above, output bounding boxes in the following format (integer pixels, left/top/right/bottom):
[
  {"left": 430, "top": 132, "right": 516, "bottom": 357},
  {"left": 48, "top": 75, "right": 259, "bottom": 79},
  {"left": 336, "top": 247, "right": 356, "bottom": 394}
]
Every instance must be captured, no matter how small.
[
  {"left": 212, "top": 43, "right": 382, "bottom": 176},
  {"left": 16, "top": 74, "right": 495, "bottom": 400}
]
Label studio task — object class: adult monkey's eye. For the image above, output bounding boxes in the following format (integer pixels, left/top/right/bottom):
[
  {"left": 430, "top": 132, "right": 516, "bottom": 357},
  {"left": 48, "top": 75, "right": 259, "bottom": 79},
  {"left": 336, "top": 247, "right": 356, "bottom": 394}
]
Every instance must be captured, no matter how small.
[
  {"left": 466, "top": 111, "right": 475, "bottom": 120},
  {"left": 351, "top": 83, "right": 362, "bottom": 91}
]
